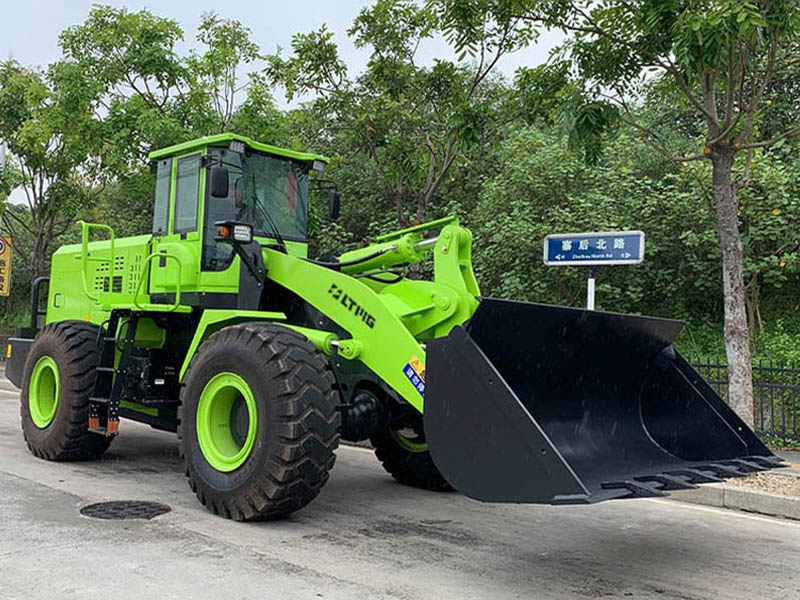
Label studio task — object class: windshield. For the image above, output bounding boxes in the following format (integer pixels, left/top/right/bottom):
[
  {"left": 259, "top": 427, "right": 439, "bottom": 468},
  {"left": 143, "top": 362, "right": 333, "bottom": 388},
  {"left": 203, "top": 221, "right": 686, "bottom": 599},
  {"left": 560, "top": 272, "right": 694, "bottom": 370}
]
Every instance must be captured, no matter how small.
[{"left": 203, "top": 147, "right": 309, "bottom": 271}]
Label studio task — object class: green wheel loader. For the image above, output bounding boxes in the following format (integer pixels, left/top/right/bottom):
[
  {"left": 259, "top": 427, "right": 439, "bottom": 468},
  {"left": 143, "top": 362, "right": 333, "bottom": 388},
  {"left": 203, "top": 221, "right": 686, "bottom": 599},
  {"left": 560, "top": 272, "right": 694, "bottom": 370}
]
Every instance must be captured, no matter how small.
[{"left": 5, "top": 133, "right": 782, "bottom": 520}]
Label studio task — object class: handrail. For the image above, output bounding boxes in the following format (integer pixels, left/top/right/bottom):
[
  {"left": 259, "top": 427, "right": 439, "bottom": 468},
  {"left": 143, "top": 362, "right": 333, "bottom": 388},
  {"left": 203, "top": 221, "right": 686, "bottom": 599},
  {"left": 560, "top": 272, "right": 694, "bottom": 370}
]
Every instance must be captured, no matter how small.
[
  {"left": 29, "top": 277, "right": 50, "bottom": 329},
  {"left": 375, "top": 216, "right": 459, "bottom": 242},
  {"left": 133, "top": 252, "right": 182, "bottom": 312},
  {"left": 77, "top": 221, "right": 116, "bottom": 302}
]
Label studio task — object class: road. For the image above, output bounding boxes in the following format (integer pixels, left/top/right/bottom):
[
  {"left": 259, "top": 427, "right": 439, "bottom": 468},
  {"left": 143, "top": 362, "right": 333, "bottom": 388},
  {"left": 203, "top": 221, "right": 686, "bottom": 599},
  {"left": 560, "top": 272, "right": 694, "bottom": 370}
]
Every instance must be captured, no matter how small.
[{"left": 1, "top": 376, "right": 799, "bottom": 600}]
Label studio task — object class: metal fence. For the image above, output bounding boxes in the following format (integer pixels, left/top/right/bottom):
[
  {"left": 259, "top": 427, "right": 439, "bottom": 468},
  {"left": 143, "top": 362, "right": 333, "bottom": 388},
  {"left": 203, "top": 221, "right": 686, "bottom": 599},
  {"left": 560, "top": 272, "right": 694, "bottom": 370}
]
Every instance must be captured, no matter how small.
[{"left": 690, "top": 357, "right": 800, "bottom": 443}]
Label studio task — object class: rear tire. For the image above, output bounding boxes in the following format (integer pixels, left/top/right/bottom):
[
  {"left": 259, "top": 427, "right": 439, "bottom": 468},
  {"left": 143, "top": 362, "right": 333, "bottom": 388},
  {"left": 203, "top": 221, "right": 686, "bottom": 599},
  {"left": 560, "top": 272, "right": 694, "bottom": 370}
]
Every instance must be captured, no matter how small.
[
  {"left": 371, "top": 415, "right": 451, "bottom": 491},
  {"left": 178, "top": 322, "right": 340, "bottom": 521},
  {"left": 20, "top": 321, "right": 113, "bottom": 461}
]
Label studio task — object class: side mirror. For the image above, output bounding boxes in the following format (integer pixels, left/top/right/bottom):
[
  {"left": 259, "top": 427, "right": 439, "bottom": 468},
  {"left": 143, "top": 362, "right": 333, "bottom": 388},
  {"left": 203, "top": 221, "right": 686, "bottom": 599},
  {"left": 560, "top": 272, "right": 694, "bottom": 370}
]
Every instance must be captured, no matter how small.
[
  {"left": 210, "top": 166, "right": 229, "bottom": 198},
  {"left": 328, "top": 190, "right": 341, "bottom": 220}
]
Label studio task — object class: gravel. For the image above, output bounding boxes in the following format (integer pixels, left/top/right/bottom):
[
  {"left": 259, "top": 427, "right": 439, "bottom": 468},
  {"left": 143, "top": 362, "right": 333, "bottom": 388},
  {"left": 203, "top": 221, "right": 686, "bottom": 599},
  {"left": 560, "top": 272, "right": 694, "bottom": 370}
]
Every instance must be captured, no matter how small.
[{"left": 725, "top": 472, "right": 800, "bottom": 497}]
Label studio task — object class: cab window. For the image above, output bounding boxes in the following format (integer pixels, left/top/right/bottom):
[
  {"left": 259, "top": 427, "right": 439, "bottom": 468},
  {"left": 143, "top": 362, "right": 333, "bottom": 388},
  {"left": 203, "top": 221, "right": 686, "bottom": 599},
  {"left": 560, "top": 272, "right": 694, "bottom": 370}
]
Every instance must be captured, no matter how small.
[
  {"left": 152, "top": 158, "right": 172, "bottom": 236},
  {"left": 174, "top": 154, "right": 201, "bottom": 234},
  {"left": 201, "top": 147, "right": 309, "bottom": 271}
]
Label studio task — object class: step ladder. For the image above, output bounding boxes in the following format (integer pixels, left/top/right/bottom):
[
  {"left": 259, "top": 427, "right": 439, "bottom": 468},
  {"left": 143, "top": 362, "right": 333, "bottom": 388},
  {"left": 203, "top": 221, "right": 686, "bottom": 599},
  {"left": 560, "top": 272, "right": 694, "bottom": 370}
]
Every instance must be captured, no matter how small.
[{"left": 88, "top": 311, "right": 139, "bottom": 437}]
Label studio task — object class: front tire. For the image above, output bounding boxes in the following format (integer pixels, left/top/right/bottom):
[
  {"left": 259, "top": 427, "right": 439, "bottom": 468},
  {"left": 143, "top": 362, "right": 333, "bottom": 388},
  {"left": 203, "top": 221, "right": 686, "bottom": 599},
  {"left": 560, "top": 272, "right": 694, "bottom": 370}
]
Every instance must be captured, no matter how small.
[
  {"left": 20, "top": 321, "right": 113, "bottom": 461},
  {"left": 178, "top": 323, "right": 340, "bottom": 521}
]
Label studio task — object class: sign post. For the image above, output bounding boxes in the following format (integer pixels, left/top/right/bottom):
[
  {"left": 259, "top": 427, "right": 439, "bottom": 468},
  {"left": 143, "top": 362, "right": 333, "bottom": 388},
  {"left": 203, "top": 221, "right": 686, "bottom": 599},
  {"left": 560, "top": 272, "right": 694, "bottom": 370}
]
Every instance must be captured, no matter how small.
[
  {"left": 543, "top": 231, "right": 645, "bottom": 310},
  {"left": 586, "top": 267, "right": 596, "bottom": 310},
  {"left": 0, "top": 236, "right": 12, "bottom": 297}
]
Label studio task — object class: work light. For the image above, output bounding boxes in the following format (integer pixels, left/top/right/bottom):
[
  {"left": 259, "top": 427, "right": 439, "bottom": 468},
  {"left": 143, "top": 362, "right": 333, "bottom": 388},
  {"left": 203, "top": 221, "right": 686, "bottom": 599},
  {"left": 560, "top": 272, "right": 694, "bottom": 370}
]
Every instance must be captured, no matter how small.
[
  {"left": 233, "top": 224, "right": 253, "bottom": 243},
  {"left": 215, "top": 221, "right": 253, "bottom": 244}
]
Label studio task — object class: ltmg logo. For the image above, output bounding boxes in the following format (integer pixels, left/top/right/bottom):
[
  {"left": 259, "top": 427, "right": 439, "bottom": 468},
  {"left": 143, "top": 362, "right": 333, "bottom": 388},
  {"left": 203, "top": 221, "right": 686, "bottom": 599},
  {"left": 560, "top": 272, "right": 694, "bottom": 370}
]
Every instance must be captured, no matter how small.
[{"left": 328, "top": 283, "right": 376, "bottom": 328}]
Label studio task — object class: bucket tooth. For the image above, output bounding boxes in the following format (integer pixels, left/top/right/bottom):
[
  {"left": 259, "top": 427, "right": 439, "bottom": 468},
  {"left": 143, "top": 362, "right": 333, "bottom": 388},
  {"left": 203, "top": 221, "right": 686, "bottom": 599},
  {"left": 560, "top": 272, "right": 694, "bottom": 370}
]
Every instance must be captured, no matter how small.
[
  {"left": 634, "top": 474, "right": 698, "bottom": 491},
  {"left": 601, "top": 480, "right": 667, "bottom": 499},
  {"left": 744, "top": 455, "right": 785, "bottom": 468},
  {"left": 664, "top": 469, "right": 723, "bottom": 484},
  {"left": 718, "top": 459, "right": 767, "bottom": 473},
  {"left": 697, "top": 463, "right": 748, "bottom": 478},
  {"left": 551, "top": 493, "right": 595, "bottom": 505}
]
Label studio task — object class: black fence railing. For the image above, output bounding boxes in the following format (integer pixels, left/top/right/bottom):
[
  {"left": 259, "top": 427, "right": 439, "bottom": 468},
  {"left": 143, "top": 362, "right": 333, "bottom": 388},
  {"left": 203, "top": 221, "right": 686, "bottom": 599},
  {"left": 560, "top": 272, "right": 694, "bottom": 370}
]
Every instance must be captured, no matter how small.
[{"left": 690, "top": 357, "right": 800, "bottom": 444}]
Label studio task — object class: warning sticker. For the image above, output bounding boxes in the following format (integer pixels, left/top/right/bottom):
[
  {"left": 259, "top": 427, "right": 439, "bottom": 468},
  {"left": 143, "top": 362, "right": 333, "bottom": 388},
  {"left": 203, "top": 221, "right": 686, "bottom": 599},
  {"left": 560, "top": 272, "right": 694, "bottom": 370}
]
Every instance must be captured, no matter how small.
[
  {"left": 403, "top": 355, "right": 426, "bottom": 398},
  {"left": 0, "top": 236, "right": 11, "bottom": 297}
]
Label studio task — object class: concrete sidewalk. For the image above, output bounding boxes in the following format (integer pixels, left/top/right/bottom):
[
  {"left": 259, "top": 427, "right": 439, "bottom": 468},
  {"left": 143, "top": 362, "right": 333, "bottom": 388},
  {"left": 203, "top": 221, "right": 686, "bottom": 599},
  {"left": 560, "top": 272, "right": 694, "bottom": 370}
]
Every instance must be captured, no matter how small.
[
  {"left": 777, "top": 450, "right": 800, "bottom": 464},
  {"left": 668, "top": 453, "right": 800, "bottom": 520}
]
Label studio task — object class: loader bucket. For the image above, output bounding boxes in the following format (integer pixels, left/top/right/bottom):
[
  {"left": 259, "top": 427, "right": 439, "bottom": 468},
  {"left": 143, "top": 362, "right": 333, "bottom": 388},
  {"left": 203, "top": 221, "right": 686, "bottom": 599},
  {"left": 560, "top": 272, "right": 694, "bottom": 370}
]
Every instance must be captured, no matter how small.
[{"left": 424, "top": 299, "right": 782, "bottom": 504}]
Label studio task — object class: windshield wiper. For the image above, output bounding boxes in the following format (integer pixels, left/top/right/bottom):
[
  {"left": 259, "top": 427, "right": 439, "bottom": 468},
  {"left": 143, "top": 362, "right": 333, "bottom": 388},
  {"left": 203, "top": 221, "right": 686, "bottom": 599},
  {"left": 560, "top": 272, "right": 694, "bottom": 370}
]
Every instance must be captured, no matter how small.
[{"left": 248, "top": 172, "right": 287, "bottom": 252}]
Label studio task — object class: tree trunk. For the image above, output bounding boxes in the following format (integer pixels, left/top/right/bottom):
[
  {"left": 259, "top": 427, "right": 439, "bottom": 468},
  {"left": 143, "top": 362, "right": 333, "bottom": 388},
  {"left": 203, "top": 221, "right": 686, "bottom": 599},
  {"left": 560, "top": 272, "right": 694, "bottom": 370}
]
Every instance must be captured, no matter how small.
[{"left": 711, "top": 147, "right": 754, "bottom": 427}]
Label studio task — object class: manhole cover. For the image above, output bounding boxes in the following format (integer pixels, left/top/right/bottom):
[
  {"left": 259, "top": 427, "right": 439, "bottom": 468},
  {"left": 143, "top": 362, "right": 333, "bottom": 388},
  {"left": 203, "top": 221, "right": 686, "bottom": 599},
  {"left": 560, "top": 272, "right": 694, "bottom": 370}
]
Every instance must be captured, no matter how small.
[{"left": 80, "top": 501, "right": 171, "bottom": 520}]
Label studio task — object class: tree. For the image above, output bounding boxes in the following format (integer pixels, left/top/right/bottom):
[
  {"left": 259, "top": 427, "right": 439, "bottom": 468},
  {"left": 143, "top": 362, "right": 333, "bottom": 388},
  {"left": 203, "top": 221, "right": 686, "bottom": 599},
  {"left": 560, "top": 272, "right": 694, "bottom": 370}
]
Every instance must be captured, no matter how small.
[
  {"left": 440, "top": 0, "right": 800, "bottom": 426},
  {"left": 0, "top": 60, "right": 102, "bottom": 277},
  {"left": 59, "top": 6, "right": 288, "bottom": 175},
  {"left": 53, "top": 5, "right": 293, "bottom": 246},
  {"left": 266, "top": 0, "right": 531, "bottom": 228}
]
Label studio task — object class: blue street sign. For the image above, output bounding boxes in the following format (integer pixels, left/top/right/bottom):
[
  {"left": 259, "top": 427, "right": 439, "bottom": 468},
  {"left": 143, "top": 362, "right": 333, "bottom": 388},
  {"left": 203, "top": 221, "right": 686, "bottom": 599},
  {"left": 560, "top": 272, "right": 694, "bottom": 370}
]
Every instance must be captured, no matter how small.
[{"left": 543, "top": 230, "right": 645, "bottom": 266}]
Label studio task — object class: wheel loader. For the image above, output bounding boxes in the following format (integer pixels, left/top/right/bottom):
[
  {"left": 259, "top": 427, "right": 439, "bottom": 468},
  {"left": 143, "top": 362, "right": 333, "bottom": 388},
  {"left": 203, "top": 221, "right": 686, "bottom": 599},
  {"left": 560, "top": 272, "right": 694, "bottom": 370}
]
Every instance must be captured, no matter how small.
[{"left": 5, "top": 133, "right": 782, "bottom": 520}]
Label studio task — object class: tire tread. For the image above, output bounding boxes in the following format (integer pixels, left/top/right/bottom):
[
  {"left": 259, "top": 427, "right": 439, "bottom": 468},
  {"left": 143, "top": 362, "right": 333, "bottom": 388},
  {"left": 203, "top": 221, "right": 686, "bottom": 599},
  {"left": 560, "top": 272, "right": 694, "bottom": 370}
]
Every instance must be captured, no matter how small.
[
  {"left": 178, "top": 322, "right": 339, "bottom": 521},
  {"left": 20, "top": 321, "right": 112, "bottom": 461}
]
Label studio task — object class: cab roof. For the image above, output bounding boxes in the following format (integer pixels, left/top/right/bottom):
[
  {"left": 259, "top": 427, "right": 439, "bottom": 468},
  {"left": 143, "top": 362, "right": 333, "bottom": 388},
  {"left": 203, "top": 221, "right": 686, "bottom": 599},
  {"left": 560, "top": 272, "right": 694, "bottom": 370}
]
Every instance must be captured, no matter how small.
[{"left": 147, "top": 132, "right": 329, "bottom": 164}]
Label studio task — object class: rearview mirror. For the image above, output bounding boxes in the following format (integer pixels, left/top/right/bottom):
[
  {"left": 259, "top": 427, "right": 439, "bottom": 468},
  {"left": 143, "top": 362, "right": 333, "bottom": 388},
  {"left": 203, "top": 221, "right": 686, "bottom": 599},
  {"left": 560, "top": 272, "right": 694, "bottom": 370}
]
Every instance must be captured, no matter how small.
[
  {"left": 328, "top": 190, "right": 341, "bottom": 220},
  {"left": 210, "top": 166, "right": 229, "bottom": 198}
]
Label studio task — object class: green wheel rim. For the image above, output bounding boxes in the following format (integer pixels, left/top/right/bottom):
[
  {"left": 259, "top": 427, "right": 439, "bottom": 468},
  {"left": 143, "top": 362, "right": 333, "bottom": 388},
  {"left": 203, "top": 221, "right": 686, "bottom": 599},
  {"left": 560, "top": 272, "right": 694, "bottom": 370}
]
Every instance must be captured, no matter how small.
[
  {"left": 196, "top": 372, "right": 258, "bottom": 472},
  {"left": 391, "top": 428, "right": 428, "bottom": 453},
  {"left": 29, "top": 356, "right": 60, "bottom": 429}
]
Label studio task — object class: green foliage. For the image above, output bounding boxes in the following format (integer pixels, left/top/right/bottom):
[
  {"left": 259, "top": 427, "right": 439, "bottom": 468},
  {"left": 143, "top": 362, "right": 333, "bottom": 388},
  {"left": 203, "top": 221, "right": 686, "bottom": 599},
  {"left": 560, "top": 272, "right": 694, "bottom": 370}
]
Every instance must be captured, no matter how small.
[
  {"left": 58, "top": 5, "right": 185, "bottom": 94},
  {"left": 267, "top": 0, "right": 516, "bottom": 227},
  {"left": 60, "top": 6, "right": 286, "bottom": 174},
  {"left": 467, "top": 124, "right": 799, "bottom": 328},
  {"left": 0, "top": 60, "right": 102, "bottom": 276}
]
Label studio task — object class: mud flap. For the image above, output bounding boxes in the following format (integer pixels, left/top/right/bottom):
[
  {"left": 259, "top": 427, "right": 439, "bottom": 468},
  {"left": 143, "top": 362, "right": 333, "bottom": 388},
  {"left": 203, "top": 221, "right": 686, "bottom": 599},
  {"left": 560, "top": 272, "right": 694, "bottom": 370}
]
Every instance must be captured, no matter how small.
[{"left": 424, "top": 299, "right": 782, "bottom": 504}]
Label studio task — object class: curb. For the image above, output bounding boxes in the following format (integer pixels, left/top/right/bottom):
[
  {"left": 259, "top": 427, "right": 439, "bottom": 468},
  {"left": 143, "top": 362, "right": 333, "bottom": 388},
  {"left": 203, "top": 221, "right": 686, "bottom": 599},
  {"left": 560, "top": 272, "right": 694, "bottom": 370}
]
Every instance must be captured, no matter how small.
[{"left": 668, "top": 473, "right": 800, "bottom": 521}]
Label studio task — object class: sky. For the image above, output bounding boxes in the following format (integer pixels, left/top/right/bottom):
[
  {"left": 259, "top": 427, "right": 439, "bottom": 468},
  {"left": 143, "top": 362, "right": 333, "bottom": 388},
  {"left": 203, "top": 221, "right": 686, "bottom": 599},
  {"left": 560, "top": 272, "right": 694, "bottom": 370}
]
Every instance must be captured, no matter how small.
[{"left": 0, "top": 0, "right": 563, "bottom": 205}]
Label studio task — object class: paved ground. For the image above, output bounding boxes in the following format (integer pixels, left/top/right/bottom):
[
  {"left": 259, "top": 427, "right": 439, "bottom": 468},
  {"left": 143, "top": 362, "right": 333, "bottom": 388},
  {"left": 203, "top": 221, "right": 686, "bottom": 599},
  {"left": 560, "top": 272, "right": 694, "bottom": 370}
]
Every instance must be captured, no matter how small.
[{"left": 1, "top": 377, "right": 800, "bottom": 600}]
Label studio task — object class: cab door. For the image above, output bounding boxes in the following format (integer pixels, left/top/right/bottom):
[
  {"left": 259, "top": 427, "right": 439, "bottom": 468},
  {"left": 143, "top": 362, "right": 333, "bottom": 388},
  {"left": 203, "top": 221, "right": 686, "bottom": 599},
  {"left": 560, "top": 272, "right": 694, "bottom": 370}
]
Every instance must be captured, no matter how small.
[{"left": 149, "top": 152, "right": 203, "bottom": 298}]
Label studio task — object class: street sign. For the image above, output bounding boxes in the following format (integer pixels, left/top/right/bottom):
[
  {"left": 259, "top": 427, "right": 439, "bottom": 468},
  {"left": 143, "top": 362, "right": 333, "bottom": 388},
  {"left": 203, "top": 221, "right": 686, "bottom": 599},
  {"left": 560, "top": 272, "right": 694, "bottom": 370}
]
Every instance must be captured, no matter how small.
[
  {"left": 0, "top": 236, "right": 11, "bottom": 297},
  {"left": 543, "top": 230, "right": 645, "bottom": 266}
]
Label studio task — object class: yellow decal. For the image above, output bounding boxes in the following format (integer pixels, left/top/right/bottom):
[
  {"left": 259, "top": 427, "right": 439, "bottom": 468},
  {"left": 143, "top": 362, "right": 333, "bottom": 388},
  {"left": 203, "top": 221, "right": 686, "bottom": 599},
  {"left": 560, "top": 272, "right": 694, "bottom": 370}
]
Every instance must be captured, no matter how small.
[
  {"left": 403, "top": 355, "right": 426, "bottom": 398},
  {"left": 0, "top": 236, "right": 11, "bottom": 297},
  {"left": 408, "top": 355, "right": 425, "bottom": 381}
]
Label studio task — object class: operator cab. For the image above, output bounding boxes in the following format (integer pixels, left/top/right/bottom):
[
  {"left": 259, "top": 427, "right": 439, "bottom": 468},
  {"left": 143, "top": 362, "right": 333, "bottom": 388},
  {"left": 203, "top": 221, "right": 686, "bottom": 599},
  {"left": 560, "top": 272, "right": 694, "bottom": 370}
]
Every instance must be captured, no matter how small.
[
  {"left": 145, "top": 133, "right": 333, "bottom": 303},
  {"left": 149, "top": 133, "right": 330, "bottom": 264}
]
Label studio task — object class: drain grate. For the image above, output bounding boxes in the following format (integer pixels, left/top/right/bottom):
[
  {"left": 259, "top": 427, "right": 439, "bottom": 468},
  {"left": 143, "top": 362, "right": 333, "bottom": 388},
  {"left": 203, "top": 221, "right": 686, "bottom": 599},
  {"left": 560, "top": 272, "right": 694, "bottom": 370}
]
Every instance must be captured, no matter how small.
[{"left": 80, "top": 500, "right": 171, "bottom": 520}]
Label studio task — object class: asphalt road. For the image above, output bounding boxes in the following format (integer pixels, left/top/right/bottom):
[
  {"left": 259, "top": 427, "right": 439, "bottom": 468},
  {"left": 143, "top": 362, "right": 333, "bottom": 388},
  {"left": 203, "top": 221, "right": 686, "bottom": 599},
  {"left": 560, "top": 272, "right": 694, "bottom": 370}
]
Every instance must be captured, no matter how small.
[{"left": 1, "top": 376, "right": 800, "bottom": 600}]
